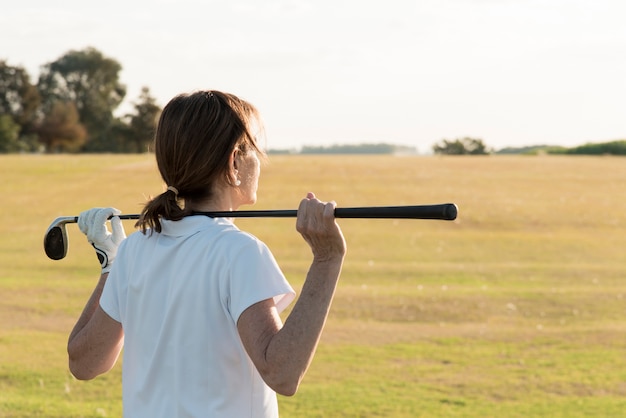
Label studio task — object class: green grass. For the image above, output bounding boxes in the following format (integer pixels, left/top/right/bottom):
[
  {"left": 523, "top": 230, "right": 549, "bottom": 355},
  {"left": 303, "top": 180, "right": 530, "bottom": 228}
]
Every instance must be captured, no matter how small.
[{"left": 1, "top": 154, "right": 625, "bottom": 417}]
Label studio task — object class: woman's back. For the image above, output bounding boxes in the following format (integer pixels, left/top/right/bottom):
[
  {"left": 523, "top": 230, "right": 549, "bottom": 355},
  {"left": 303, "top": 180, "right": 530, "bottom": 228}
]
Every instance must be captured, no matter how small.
[{"left": 101, "top": 216, "right": 294, "bottom": 417}]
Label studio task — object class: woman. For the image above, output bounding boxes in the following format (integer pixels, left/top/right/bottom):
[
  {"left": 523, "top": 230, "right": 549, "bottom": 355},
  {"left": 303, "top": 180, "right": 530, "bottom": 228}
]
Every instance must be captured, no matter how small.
[{"left": 67, "top": 90, "right": 347, "bottom": 417}]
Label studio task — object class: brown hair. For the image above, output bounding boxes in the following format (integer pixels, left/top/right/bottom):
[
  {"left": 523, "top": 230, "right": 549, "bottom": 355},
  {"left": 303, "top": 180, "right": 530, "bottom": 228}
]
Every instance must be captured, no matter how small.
[{"left": 136, "top": 90, "right": 264, "bottom": 233}]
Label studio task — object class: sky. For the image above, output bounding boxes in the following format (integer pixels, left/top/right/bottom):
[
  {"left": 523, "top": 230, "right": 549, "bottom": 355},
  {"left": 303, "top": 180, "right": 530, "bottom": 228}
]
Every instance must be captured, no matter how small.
[{"left": 2, "top": 0, "right": 625, "bottom": 152}]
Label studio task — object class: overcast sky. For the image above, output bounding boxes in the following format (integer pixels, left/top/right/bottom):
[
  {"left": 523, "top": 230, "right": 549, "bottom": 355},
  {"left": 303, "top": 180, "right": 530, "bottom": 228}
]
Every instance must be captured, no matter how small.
[{"left": 2, "top": 0, "right": 625, "bottom": 152}]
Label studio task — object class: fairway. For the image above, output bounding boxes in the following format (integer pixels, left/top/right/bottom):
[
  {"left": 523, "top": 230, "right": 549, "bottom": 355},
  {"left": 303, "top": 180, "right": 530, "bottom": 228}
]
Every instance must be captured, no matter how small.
[{"left": 1, "top": 154, "right": 625, "bottom": 417}]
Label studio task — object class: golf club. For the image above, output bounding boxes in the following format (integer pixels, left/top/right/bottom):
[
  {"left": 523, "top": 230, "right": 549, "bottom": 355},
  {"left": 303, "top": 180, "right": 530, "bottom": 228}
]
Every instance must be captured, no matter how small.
[{"left": 44, "top": 203, "right": 458, "bottom": 261}]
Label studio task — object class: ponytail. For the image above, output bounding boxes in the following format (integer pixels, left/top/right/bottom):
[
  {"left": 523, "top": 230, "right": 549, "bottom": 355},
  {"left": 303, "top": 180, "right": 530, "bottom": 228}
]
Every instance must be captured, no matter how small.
[{"left": 136, "top": 188, "right": 190, "bottom": 234}]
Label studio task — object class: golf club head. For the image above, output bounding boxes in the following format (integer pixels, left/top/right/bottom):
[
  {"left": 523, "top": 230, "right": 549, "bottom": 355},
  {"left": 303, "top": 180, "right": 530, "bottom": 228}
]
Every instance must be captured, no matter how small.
[{"left": 44, "top": 217, "right": 76, "bottom": 260}]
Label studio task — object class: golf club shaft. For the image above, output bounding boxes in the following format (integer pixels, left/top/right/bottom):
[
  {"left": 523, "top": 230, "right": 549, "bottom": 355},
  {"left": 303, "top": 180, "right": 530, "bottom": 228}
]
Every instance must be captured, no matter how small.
[
  {"left": 44, "top": 204, "right": 457, "bottom": 260},
  {"left": 60, "top": 204, "right": 458, "bottom": 222}
]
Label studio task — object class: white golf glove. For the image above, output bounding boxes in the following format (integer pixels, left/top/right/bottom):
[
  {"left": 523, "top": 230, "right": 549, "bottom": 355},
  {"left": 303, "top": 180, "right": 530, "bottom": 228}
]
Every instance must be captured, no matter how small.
[{"left": 78, "top": 207, "right": 126, "bottom": 274}]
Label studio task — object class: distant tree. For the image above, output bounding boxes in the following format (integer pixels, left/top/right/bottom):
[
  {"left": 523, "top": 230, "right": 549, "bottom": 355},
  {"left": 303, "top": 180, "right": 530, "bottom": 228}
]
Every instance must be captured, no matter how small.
[
  {"left": 496, "top": 145, "right": 569, "bottom": 155},
  {"left": 564, "top": 140, "right": 626, "bottom": 155},
  {"left": 36, "top": 101, "right": 87, "bottom": 152},
  {"left": 37, "top": 47, "right": 126, "bottom": 151},
  {"left": 432, "top": 137, "right": 491, "bottom": 155},
  {"left": 0, "top": 61, "right": 41, "bottom": 150},
  {"left": 0, "top": 114, "right": 21, "bottom": 152},
  {"left": 124, "top": 87, "right": 161, "bottom": 152}
]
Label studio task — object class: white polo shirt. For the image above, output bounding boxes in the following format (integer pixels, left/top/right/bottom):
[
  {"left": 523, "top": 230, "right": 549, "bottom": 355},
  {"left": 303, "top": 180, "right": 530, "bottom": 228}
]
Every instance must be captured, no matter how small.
[{"left": 100, "top": 216, "right": 296, "bottom": 418}]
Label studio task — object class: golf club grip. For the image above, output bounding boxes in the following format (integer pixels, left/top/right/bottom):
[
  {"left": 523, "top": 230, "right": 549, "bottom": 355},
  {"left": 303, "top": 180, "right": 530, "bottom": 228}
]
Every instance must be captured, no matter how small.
[
  {"left": 63, "top": 204, "right": 458, "bottom": 222},
  {"left": 335, "top": 204, "right": 457, "bottom": 220}
]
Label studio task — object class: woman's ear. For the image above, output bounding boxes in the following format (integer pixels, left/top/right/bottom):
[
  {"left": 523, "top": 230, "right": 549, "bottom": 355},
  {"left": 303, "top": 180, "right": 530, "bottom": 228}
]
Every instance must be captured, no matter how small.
[
  {"left": 230, "top": 149, "right": 238, "bottom": 171},
  {"left": 229, "top": 149, "right": 241, "bottom": 187}
]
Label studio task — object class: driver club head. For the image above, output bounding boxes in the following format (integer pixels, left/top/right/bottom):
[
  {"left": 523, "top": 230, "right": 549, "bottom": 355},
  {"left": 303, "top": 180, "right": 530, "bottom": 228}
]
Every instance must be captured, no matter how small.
[{"left": 44, "top": 217, "right": 76, "bottom": 260}]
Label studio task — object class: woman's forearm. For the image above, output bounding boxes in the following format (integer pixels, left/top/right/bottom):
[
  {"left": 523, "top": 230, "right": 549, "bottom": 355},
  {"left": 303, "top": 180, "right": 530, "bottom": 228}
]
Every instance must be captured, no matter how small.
[
  {"left": 68, "top": 273, "right": 108, "bottom": 344},
  {"left": 263, "top": 256, "right": 344, "bottom": 395},
  {"left": 67, "top": 272, "right": 124, "bottom": 380}
]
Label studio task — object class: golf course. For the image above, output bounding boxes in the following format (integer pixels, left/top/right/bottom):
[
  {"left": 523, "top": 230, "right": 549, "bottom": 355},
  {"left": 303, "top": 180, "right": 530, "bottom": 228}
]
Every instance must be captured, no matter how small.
[{"left": 1, "top": 153, "right": 625, "bottom": 417}]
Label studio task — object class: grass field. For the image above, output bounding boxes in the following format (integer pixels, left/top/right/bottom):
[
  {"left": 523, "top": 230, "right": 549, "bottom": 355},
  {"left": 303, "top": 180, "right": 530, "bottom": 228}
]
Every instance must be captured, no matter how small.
[{"left": 1, "top": 154, "right": 625, "bottom": 417}]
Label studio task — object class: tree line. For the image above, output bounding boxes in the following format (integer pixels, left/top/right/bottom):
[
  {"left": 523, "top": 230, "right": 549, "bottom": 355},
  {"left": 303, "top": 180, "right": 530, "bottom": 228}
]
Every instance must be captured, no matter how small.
[
  {"left": 432, "top": 138, "right": 626, "bottom": 155},
  {"left": 0, "top": 47, "right": 161, "bottom": 153},
  {"left": 495, "top": 140, "right": 626, "bottom": 156},
  {"left": 274, "top": 138, "right": 626, "bottom": 155}
]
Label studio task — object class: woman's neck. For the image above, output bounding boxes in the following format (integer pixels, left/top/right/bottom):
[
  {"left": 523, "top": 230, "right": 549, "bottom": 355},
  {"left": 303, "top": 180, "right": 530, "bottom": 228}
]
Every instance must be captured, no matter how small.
[{"left": 186, "top": 188, "right": 239, "bottom": 213}]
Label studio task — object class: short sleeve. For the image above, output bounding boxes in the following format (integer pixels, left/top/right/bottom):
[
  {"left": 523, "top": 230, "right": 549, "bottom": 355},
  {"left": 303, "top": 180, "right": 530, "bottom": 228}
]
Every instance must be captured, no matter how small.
[
  {"left": 99, "top": 240, "right": 128, "bottom": 323},
  {"left": 227, "top": 238, "right": 296, "bottom": 324}
]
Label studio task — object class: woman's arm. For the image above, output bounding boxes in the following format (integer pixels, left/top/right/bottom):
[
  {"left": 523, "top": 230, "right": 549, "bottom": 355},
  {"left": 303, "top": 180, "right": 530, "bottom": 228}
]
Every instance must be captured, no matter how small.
[
  {"left": 237, "top": 193, "right": 346, "bottom": 396},
  {"left": 67, "top": 272, "right": 124, "bottom": 380},
  {"left": 68, "top": 207, "right": 126, "bottom": 380}
]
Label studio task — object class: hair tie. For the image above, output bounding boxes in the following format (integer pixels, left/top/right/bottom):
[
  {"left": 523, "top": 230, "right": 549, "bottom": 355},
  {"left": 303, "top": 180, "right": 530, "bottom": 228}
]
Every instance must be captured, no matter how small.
[{"left": 166, "top": 185, "right": 179, "bottom": 198}]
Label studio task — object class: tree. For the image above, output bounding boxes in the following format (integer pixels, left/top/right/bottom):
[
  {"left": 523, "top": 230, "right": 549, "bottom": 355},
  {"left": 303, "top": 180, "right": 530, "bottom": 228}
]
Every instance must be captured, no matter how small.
[
  {"left": 36, "top": 101, "right": 87, "bottom": 152},
  {"left": 432, "top": 137, "right": 491, "bottom": 155},
  {"left": 37, "top": 47, "right": 126, "bottom": 151},
  {"left": 0, "top": 60, "right": 41, "bottom": 150},
  {"left": 0, "top": 114, "right": 21, "bottom": 152},
  {"left": 124, "top": 87, "right": 161, "bottom": 152},
  {"left": 564, "top": 140, "right": 626, "bottom": 156}
]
